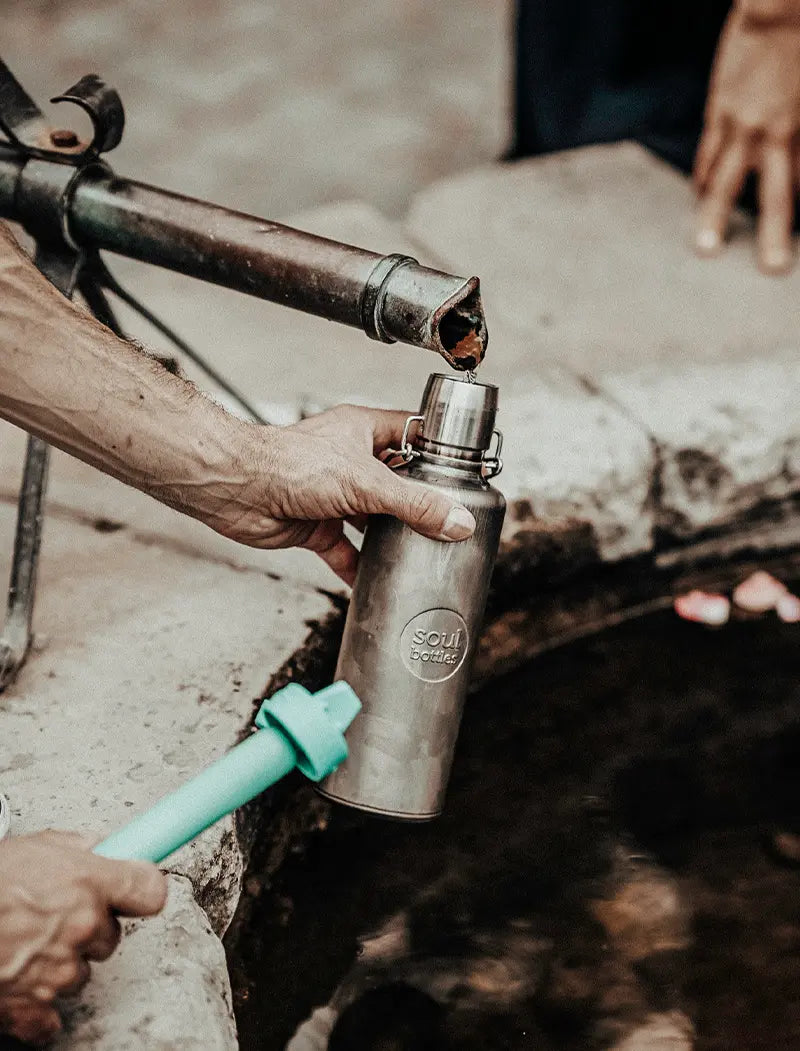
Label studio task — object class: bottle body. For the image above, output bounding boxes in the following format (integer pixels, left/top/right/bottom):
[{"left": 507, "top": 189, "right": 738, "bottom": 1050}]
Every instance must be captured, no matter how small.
[{"left": 318, "top": 458, "right": 505, "bottom": 819}]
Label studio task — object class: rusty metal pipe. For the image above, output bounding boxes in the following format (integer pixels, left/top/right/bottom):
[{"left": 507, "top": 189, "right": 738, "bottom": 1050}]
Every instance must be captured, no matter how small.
[{"left": 0, "top": 146, "right": 486, "bottom": 368}]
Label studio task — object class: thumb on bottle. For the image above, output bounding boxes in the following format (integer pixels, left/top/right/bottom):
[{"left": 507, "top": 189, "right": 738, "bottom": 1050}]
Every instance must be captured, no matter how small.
[{"left": 361, "top": 463, "right": 475, "bottom": 542}]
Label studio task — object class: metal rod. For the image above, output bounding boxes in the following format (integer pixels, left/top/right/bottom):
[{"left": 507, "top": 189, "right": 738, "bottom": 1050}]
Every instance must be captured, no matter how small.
[
  {"left": 0, "top": 145, "right": 487, "bottom": 369},
  {"left": 0, "top": 240, "right": 84, "bottom": 690},
  {"left": 0, "top": 436, "right": 49, "bottom": 690}
]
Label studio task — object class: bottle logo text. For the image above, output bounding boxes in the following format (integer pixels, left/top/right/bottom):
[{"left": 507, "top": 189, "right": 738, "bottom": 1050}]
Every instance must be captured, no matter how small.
[{"left": 400, "top": 609, "right": 470, "bottom": 682}]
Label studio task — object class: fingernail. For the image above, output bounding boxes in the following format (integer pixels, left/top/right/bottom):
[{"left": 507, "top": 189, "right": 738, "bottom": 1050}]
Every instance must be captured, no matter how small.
[
  {"left": 695, "top": 228, "right": 721, "bottom": 256},
  {"left": 441, "top": 506, "right": 475, "bottom": 540},
  {"left": 761, "top": 249, "right": 792, "bottom": 275},
  {"left": 777, "top": 592, "right": 800, "bottom": 623}
]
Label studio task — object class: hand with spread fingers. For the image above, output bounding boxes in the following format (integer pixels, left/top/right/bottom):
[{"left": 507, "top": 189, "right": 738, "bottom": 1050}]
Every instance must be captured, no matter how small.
[
  {"left": 694, "top": 1, "right": 800, "bottom": 272},
  {"left": 0, "top": 832, "right": 167, "bottom": 1046}
]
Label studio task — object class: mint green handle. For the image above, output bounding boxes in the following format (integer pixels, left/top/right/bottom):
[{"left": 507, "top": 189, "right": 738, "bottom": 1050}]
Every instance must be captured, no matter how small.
[{"left": 94, "top": 682, "right": 360, "bottom": 863}]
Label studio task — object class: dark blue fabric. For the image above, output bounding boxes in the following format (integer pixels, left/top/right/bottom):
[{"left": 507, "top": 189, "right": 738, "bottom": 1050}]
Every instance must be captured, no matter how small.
[{"left": 511, "top": 0, "right": 732, "bottom": 172}]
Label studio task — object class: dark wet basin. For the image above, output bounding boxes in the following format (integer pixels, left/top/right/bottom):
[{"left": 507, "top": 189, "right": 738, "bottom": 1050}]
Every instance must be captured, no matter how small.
[{"left": 234, "top": 594, "right": 800, "bottom": 1050}]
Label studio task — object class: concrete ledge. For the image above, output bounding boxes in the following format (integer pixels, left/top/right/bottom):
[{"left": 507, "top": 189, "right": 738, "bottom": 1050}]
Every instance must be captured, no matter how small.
[
  {"left": 500, "top": 376, "right": 654, "bottom": 563},
  {"left": 0, "top": 491, "right": 333, "bottom": 1049},
  {"left": 403, "top": 144, "right": 800, "bottom": 586},
  {"left": 55, "top": 877, "right": 237, "bottom": 1051},
  {"left": 602, "top": 355, "right": 800, "bottom": 538}
]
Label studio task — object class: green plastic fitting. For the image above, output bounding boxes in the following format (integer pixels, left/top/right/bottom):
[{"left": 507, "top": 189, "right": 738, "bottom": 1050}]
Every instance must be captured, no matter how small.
[{"left": 94, "top": 682, "right": 360, "bottom": 863}]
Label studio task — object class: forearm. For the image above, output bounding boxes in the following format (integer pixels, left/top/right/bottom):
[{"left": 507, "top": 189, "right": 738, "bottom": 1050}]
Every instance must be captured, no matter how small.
[
  {"left": 0, "top": 223, "right": 256, "bottom": 524},
  {"left": 0, "top": 224, "right": 474, "bottom": 580}
]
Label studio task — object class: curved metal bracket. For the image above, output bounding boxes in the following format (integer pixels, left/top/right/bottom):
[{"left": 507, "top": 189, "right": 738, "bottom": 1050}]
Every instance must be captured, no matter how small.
[
  {"left": 51, "top": 74, "right": 125, "bottom": 156},
  {"left": 0, "top": 59, "right": 124, "bottom": 162},
  {"left": 482, "top": 429, "right": 503, "bottom": 478}
]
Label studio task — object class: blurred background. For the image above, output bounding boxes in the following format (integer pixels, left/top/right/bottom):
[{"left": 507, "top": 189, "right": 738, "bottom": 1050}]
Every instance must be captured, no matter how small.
[{"left": 5, "top": 0, "right": 511, "bottom": 218}]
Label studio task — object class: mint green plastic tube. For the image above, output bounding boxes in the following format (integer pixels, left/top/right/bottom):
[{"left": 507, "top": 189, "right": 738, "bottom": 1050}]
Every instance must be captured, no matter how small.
[{"left": 94, "top": 682, "right": 360, "bottom": 864}]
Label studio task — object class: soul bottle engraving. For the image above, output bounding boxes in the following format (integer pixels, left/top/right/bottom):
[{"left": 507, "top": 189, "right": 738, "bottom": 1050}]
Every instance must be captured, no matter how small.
[{"left": 400, "top": 609, "right": 469, "bottom": 682}]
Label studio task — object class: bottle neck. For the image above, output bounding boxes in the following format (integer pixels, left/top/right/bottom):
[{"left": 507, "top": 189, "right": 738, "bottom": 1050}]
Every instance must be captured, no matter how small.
[
  {"left": 414, "top": 441, "right": 487, "bottom": 477},
  {"left": 418, "top": 435, "right": 483, "bottom": 460}
]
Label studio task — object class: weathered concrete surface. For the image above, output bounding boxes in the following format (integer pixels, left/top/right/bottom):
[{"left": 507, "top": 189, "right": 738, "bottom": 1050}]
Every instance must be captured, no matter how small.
[
  {"left": 603, "top": 355, "right": 800, "bottom": 537},
  {"left": 54, "top": 877, "right": 237, "bottom": 1051},
  {"left": 0, "top": 490, "right": 332, "bottom": 1046},
  {"left": 406, "top": 144, "right": 800, "bottom": 553},
  {"left": 405, "top": 143, "right": 800, "bottom": 375},
  {"left": 500, "top": 377, "right": 654, "bottom": 563}
]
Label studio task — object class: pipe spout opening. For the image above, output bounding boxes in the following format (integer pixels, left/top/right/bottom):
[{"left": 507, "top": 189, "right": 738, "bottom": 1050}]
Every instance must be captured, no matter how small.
[
  {"left": 436, "top": 281, "right": 487, "bottom": 371},
  {"left": 377, "top": 260, "right": 488, "bottom": 370}
]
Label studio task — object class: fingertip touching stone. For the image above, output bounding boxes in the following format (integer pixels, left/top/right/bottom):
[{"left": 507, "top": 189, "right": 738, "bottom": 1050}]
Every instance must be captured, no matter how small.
[{"left": 54, "top": 876, "right": 238, "bottom": 1051}]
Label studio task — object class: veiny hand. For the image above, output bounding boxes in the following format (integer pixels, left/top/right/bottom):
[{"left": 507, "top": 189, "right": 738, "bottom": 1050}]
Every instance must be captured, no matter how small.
[
  {"left": 0, "top": 832, "right": 167, "bottom": 1046},
  {"left": 694, "top": 5, "right": 800, "bottom": 272},
  {"left": 200, "top": 404, "right": 477, "bottom": 585}
]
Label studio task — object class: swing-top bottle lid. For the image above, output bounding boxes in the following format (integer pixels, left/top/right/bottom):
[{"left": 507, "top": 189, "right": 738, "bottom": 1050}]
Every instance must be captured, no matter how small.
[{"left": 416, "top": 373, "right": 498, "bottom": 454}]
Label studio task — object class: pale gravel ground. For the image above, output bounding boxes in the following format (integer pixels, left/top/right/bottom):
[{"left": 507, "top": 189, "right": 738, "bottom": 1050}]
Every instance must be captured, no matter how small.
[{"left": 4, "top": 0, "right": 512, "bottom": 218}]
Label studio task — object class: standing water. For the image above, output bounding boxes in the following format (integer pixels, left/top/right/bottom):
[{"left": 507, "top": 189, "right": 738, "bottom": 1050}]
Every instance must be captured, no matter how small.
[{"left": 231, "top": 586, "right": 800, "bottom": 1051}]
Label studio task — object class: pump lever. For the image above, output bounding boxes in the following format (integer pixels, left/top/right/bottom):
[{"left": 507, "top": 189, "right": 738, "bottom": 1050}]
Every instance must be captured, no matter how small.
[{"left": 0, "top": 55, "right": 488, "bottom": 368}]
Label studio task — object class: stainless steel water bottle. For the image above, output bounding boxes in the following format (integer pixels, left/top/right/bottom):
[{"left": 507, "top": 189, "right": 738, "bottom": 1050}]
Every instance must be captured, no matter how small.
[{"left": 318, "top": 373, "right": 506, "bottom": 820}]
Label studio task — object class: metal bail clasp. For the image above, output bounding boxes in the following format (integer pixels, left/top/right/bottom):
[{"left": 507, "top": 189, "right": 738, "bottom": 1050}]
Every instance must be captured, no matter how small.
[
  {"left": 482, "top": 428, "right": 503, "bottom": 478},
  {"left": 380, "top": 414, "right": 423, "bottom": 469},
  {"left": 400, "top": 415, "right": 424, "bottom": 462}
]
